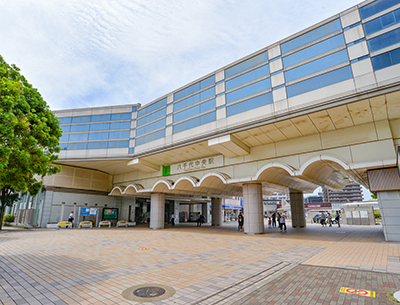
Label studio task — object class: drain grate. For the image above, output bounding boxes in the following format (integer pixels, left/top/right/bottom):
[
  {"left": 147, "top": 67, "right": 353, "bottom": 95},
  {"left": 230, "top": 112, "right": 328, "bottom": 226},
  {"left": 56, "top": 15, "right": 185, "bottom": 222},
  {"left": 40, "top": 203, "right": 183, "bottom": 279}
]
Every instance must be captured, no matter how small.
[
  {"left": 122, "top": 284, "right": 175, "bottom": 302},
  {"left": 133, "top": 286, "right": 166, "bottom": 298}
]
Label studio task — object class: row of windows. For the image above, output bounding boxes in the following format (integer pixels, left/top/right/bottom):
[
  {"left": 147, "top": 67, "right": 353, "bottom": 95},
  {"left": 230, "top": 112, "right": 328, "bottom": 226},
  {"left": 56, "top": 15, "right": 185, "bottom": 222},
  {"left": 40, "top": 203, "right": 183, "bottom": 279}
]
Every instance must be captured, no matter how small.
[
  {"left": 173, "top": 112, "right": 216, "bottom": 134},
  {"left": 60, "top": 131, "right": 130, "bottom": 142},
  {"left": 174, "top": 75, "right": 215, "bottom": 101},
  {"left": 61, "top": 121, "right": 131, "bottom": 133},
  {"left": 138, "top": 97, "right": 167, "bottom": 118},
  {"left": 59, "top": 112, "right": 131, "bottom": 124},
  {"left": 137, "top": 107, "right": 167, "bottom": 127},
  {"left": 286, "top": 65, "right": 353, "bottom": 98},
  {"left": 364, "top": 7, "right": 400, "bottom": 36},
  {"left": 136, "top": 129, "right": 165, "bottom": 146},
  {"left": 226, "top": 64, "right": 270, "bottom": 91},
  {"left": 226, "top": 78, "right": 271, "bottom": 104},
  {"left": 371, "top": 46, "right": 400, "bottom": 69},
  {"left": 281, "top": 19, "right": 342, "bottom": 55},
  {"left": 136, "top": 118, "right": 166, "bottom": 137},
  {"left": 226, "top": 92, "right": 273, "bottom": 117},
  {"left": 284, "top": 49, "right": 349, "bottom": 83},
  {"left": 225, "top": 51, "right": 268, "bottom": 79},
  {"left": 283, "top": 34, "right": 345, "bottom": 68},
  {"left": 60, "top": 140, "right": 129, "bottom": 150},
  {"left": 174, "top": 87, "right": 215, "bottom": 111},
  {"left": 367, "top": 26, "right": 400, "bottom": 52},
  {"left": 174, "top": 99, "right": 216, "bottom": 123},
  {"left": 359, "top": 0, "right": 400, "bottom": 20}
]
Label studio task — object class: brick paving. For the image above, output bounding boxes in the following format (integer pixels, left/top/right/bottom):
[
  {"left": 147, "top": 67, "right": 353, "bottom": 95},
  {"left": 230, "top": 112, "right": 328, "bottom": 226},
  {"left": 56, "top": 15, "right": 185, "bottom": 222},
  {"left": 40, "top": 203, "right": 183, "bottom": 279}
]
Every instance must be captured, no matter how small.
[{"left": 0, "top": 223, "right": 399, "bottom": 304}]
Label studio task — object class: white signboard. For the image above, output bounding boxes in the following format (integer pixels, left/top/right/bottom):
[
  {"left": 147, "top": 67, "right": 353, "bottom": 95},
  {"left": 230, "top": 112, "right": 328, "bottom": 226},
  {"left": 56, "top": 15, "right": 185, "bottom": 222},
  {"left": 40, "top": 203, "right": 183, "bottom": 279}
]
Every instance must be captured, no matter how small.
[{"left": 170, "top": 155, "right": 223, "bottom": 174}]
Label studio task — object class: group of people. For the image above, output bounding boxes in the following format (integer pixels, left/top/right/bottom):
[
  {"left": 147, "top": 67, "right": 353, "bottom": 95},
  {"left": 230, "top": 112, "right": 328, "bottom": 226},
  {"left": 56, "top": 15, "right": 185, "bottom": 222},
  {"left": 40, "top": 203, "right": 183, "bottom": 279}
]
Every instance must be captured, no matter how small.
[
  {"left": 267, "top": 212, "right": 287, "bottom": 232},
  {"left": 320, "top": 211, "right": 341, "bottom": 227}
]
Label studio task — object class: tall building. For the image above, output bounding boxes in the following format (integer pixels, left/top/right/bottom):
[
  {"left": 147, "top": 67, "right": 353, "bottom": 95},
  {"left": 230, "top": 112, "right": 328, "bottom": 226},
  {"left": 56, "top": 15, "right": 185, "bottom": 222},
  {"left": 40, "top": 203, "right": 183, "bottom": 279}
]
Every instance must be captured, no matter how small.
[
  {"left": 8, "top": 0, "right": 400, "bottom": 241},
  {"left": 322, "top": 184, "right": 363, "bottom": 203}
]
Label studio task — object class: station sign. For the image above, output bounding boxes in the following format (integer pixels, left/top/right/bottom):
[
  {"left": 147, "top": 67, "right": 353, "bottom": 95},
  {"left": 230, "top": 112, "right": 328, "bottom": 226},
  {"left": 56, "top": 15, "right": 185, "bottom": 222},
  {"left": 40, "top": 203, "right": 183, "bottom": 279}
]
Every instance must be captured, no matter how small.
[{"left": 163, "top": 155, "right": 223, "bottom": 176}]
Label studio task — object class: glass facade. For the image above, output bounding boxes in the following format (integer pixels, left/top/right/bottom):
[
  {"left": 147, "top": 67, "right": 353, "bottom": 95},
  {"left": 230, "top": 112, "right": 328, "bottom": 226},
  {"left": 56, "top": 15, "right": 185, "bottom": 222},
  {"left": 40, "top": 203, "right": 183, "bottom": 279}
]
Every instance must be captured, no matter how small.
[{"left": 57, "top": 0, "right": 400, "bottom": 154}]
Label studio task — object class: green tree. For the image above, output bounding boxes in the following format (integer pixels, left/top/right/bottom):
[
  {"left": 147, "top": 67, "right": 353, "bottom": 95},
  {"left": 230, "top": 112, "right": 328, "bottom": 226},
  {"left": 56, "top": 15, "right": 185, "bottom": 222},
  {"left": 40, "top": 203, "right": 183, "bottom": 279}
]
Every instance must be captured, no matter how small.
[{"left": 0, "top": 55, "right": 61, "bottom": 230}]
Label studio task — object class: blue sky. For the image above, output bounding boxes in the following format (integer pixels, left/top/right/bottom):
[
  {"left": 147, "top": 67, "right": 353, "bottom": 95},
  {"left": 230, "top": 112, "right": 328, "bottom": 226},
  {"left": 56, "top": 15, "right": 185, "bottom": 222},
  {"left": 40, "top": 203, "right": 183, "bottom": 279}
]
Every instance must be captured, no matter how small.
[{"left": 1, "top": 0, "right": 362, "bottom": 111}]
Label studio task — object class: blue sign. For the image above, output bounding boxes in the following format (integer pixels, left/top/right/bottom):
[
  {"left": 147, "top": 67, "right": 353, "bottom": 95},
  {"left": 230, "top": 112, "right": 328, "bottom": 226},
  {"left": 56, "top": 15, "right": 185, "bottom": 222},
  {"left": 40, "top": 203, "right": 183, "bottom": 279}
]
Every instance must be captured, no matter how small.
[{"left": 80, "top": 207, "right": 98, "bottom": 216}]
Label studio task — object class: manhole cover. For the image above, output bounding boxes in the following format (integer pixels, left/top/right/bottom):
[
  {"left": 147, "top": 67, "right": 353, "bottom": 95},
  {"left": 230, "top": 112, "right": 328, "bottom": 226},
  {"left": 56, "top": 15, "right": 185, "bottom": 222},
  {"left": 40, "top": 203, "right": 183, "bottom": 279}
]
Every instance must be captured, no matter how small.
[
  {"left": 133, "top": 286, "right": 166, "bottom": 298},
  {"left": 122, "top": 284, "right": 175, "bottom": 302}
]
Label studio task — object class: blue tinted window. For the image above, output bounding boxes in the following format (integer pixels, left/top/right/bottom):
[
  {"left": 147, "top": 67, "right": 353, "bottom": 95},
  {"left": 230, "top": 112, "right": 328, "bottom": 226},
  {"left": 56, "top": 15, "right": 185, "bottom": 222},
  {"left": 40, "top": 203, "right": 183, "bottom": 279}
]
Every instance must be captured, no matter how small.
[
  {"left": 59, "top": 134, "right": 69, "bottom": 142},
  {"left": 138, "top": 98, "right": 167, "bottom": 117},
  {"left": 132, "top": 106, "right": 138, "bottom": 112},
  {"left": 364, "top": 8, "right": 400, "bottom": 35},
  {"left": 281, "top": 19, "right": 342, "bottom": 54},
  {"left": 111, "top": 113, "right": 131, "bottom": 121},
  {"left": 59, "top": 142, "right": 68, "bottom": 150},
  {"left": 59, "top": 117, "right": 72, "bottom": 124},
  {"left": 286, "top": 66, "right": 353, "bottom": 98},
  {"left": 110, "top": 131, "right": 130, "bottom": 139},
  {"left": 367, "top": 27, "right": 400, "bottom": 52},
  {"left": 109, "top": 121, "right": 131, "bottom": 130},
  {"left": 61, "top": 125, "right": 70, "bottom": 133},
  {"left": 226, "top": 78, "right": 271, "bottom": 104},
  {"left": 227, "top": 93, "right": 273, "bottom": 117},
  {"left": 371, "top": 47, "right": 400, "bottom": 70},
  {"left": 137, "top": 108, "right": 167, "bottom": 127},
  {"left": 285, "top": 49, "right": 349, "bottom": 83},
  {"left": 360, "top": 0, "right": 400, "bottom": 19},
  {"left": 225, "top": 52, "right": 268, "bottom": 78},
  {"left": 68, "top": 142, "right": 87, "bottom": 150},
  {"left": 71, "top": 116, "right": 91, "bottom": 123},
  {"left": 70, "top": 124, "right": 90, "bottom": 132},
  {"left": 87, "top": 141, "right": 108, "bottom": 150},
  {"left": 136, "top": 130, "right": 165, "bottom": 146},
  {"left": 174, "top": 87, "right": 215, "bottom": 111},
  {"left": 91, "top": 114, "right": 111, "bottom": 122},
  {"left": 283, "top": 34, "right": 345, "bottom": 68},
  {"left": 90, "top": 123, "right": 110, "bottom": 131},
  {"left": 69, "top": 133, "right": 89, "bottom": 141},
  {"left": 88, "top": 132, "right": 109, "bottom": 140},
  {"left": 226, "top": 65, "right": 270, "bottom": 91},
  {"left": 129, "top": 147, "right": 135, "bottom": 154},
  {"left": 108, "top": 140, "right": 129, "bottom": 148},
  {"left": 174, "top": 75, "right": 215, "bottom": 101},
  {"left": 174, "top": 99, "right": 216, "bottom": 123},
  {"left": 136, "top": 118, "right": 166, "bottom": 136},
  {"left": 173, "top": 112, "right": 216, "bottom": 134}
]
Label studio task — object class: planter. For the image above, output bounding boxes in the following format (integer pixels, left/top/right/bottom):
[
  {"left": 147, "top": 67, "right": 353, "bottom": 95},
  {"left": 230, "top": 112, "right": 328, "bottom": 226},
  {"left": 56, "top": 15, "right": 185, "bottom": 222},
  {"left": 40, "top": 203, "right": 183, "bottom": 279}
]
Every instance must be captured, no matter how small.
[{"left": 46, "top": 223, "right": 58, "bottom": 229}]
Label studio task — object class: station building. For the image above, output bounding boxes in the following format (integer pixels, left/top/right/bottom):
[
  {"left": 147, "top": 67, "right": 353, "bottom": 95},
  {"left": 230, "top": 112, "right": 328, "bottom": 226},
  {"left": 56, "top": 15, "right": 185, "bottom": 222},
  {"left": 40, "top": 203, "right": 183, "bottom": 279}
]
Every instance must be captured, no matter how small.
[{"left": 10, "top": 0, "right": 400, "bottom": 241}]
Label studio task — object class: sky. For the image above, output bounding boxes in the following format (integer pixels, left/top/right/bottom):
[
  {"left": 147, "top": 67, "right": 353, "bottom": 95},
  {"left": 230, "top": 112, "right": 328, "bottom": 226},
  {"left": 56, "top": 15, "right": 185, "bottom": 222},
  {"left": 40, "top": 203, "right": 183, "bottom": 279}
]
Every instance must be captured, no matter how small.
[{"left": 0, "top": 0, "right": 363, "bottom": 111}]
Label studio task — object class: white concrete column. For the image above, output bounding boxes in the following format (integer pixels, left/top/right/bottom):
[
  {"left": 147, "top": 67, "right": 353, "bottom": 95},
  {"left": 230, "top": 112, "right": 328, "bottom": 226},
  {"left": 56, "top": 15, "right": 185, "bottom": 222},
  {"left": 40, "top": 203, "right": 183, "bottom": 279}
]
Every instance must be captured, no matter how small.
[
  {"left": 211, "top": 198, "right": 222, "bottom": 226},
  {"left": 174, "top": 201, "right": 180, "bottom": 225},
  {"left": 202, "top": 203, "right": 208, "bottom": 223},
  {"left": 290, "top": 189, "right": 306, "bottom": 228},
  {"left": 150, "top": 193, "right": 165, "bottom": 229},
  {"left": 73, "top": 203, "right": 77, "bottom": 227},
  {"left": 60, "top": 202, "right": 65, "bottom": 222},
  {"left": 242, "top": 183, "right": 264, "bottom": 234},
  {"left": 377, "top": 191, "right": 400, "bottom": 241}
]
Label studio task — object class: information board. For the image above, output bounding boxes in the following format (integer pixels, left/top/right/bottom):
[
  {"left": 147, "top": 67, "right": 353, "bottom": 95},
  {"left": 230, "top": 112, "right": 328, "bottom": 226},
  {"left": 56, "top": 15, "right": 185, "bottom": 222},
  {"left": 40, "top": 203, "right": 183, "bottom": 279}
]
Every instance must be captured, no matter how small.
[{"left": 103, "top": 208, "right": 118, "bottom": 220}]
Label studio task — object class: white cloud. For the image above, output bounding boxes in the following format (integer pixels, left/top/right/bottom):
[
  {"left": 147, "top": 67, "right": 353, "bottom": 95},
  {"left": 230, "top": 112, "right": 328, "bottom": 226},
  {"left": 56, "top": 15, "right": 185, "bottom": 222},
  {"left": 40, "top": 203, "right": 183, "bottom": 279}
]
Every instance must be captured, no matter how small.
[{"left": 0, "top": 0, "right": 361, "bottom": 110}]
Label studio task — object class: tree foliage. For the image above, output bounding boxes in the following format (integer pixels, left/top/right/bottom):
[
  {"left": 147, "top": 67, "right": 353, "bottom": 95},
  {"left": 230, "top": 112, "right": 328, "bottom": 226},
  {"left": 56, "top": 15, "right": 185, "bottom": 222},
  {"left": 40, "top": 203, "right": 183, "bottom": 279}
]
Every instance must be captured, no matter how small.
[{"left": 0, "top": 55, "right": 62, "bottom": 229}]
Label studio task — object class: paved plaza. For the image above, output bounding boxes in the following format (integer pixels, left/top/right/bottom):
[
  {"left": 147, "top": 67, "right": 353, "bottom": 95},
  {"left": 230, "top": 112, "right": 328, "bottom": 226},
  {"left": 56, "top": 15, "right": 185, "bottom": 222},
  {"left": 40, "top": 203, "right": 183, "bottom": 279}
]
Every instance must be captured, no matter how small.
[{"left": 0, "top": 222, "right": 399, "bottom": 304}]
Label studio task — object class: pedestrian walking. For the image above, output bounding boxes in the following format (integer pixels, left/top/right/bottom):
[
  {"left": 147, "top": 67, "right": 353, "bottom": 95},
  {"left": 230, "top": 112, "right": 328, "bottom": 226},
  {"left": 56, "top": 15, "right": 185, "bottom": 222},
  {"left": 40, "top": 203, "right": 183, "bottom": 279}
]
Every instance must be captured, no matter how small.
[
  {"left": 320, "top": 212, "right": 326, "bottom": 226},
  {"left": 238, "top": 213, "right": 244, "bottom": 231},
  {"left": 171, "top": 214, "right": 175, "bottom": 226},
  {"left": 279, "top": 214, "right": 287, "bottom": 232},
  {"left": 271, "top": 213, "right": 276, "bottom": 228},
  {"left": 335, "top": 211, "right": 341, "bottom": 228},
  {"left": 268, "top": 217, "right": 272, "bottom": 229},
  {"left": 327, "top": 212, "right": 332, "bottom": 227},
  {"left": 68, "top": 211, "right": 74, "bottom": 228},
  {"left": 197, "top": 214, "right": 205, "bottom": 226}
]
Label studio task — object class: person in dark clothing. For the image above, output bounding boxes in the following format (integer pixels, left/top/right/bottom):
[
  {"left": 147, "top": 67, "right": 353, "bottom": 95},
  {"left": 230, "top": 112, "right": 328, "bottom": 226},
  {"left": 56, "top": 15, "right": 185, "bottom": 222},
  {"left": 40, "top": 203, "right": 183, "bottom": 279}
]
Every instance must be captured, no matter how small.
[
  {"left": 197, "top": 214, "right": 205, "bottom": 226},
  {"left": 271, "top": 213, "right": 276, "bottom": 228},
  {"left": 238, "top": 213, "right": 244, "bottom": 231}
]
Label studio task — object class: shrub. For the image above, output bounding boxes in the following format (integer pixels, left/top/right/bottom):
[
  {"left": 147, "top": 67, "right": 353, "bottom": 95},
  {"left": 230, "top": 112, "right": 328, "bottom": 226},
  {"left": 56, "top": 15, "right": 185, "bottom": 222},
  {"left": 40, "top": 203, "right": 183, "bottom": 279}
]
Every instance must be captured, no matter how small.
[
  {"left": 374, "top": 210, "right": 381, "bottom": 219},
  {"left": 3, "top": 214, "right": 15, "bottom": 223}
]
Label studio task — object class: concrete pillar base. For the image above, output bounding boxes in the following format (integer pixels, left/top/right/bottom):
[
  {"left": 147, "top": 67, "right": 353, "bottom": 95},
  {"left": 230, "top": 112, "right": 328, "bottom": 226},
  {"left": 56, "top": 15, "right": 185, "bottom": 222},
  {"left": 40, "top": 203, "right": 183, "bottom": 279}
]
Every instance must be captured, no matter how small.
[
  {"left": 150, "top": 193, "right": 165, "bottom": 229},
  {"left": 290, "top": 189, "right": 306, "bottom": 228},
  {"left": 211, "top": 198, "right": 222, "bottom": 226},
  {"left": 243, "top": 183, "right": 264, "bottom": 234}
]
